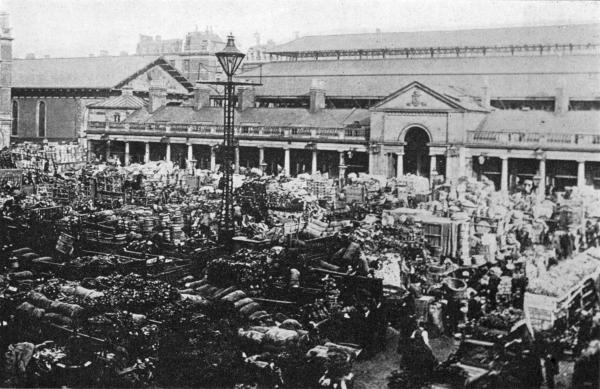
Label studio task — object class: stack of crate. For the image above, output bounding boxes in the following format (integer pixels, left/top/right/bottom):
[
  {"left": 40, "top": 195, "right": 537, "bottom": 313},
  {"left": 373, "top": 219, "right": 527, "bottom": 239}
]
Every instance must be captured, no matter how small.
[{"left": 307, "top": 178, "right": 336, "bottom": 202}]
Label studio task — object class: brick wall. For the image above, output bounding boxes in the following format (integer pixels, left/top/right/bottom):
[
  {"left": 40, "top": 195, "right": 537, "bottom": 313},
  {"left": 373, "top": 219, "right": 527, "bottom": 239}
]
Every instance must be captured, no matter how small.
[{"left": 13, "top": 97, "right": 81, "bottom": 140}]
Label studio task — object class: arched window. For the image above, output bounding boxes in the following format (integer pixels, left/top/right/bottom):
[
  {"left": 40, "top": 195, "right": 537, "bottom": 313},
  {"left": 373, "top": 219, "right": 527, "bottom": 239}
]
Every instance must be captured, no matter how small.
[
  {"left": 38, "top": 101, "right": 46, "bottom": 137},
  {"left": 113, "top": 113, "right": 121, "bottom": 123},
  {"left": 11, "top": 100, "right": 18, "bottom": 136}
]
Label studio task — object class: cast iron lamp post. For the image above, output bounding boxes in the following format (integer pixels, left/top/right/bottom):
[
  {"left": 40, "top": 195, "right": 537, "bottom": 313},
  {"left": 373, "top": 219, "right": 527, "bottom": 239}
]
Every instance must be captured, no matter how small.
[{"left": 204, "top": 34, "right": 260, "bottom": 244}]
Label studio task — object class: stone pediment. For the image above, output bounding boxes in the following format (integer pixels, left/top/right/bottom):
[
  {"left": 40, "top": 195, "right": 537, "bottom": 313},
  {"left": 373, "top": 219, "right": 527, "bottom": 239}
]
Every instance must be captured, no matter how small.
[{"left": 372, "top": 81, "right": 474, "bottom": 112}]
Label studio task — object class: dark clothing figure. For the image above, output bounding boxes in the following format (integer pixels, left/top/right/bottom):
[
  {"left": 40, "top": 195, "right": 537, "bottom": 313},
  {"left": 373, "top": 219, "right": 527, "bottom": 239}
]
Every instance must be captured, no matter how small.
[
  {"left": 401, "top": 330, "right": 437, "bottom": 376},
  {"left": 445, "top": 298, "right": 461, "bottom": 334},
  {"left": 467, "top": 297, "right": 483, "bottom": 321},
  {"left": 397, "top": 313, "right": 417, "bottom": 355},
  {"left": 487, "top": 274, "right": 501, "bottom": 310},
  {"left": 511, "top": 275, "right": 528, "bottom": 309},
  {"left": 544, "top": 354, "right": 558, "bottom": 389},
  {"left": 559, "top": 233, "right": 573, "bottom": 259}
]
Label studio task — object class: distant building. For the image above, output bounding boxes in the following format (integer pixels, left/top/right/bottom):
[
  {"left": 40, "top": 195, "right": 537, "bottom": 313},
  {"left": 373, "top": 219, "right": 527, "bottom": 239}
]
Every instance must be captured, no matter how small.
[
  {"left": 136, "top": 35, "right": 182, "bottom": 55},
  {"left": 246, "top": 33, "right": 276, "bottom": 63},
  {"left": 134, "top": 28, "right": 225, "bottom": 82}
]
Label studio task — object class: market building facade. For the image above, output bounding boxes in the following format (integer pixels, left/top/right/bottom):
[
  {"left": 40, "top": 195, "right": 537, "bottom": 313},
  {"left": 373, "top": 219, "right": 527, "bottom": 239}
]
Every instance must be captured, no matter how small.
[{"left": 87, "top": 23, "right": 600, "bottom": 191}]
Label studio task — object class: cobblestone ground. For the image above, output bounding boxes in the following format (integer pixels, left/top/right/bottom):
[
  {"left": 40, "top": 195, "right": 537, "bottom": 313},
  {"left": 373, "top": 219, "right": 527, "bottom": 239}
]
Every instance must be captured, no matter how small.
[{"left": 353, "top": 327, "right": 574, "bottom": 389}]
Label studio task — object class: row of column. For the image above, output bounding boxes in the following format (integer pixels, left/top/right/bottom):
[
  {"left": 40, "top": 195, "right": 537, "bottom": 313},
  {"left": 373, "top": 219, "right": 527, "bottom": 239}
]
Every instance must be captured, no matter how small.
[
  {"left": 498, "top": 156, "right": 587, "bottom": 194},
  {"left": 393, "top": 151, "right": 442, "bottom": 179},
  {"left": 107, "top": 141, "right": 348, "bottom": 178}
]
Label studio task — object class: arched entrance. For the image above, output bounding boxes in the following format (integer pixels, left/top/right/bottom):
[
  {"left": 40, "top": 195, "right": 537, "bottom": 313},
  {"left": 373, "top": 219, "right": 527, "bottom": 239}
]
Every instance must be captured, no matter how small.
[{"left": 403, "top": 126, "right": 430, "bottom": 177}]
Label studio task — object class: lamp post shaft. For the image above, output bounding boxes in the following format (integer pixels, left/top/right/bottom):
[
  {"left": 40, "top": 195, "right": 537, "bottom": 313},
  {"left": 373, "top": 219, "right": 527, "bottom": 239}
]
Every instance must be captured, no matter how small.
[{"left": 218, "top": 76, "right": 236, "bottom": 243}]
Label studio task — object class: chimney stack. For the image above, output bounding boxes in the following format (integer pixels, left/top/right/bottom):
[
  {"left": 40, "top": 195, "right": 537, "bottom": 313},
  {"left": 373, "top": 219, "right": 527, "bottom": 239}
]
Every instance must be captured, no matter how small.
[
  {"left": 121, "top": 86, "right": 134, "bottom": 96},
  {"left": 309, "top": 79, "right": 326, "bottom": 113},
  {"left": 149, "top": 80, "right": 167, "bottom": 113},
  {"left": 237, "top": 86, "right": 256, "bottom": 111},
  {"left": 193, "top": 82, "right": 211, "bottom": 110},
  {"left": 555, "top": 87, "right": 569, "bottom": 114}
]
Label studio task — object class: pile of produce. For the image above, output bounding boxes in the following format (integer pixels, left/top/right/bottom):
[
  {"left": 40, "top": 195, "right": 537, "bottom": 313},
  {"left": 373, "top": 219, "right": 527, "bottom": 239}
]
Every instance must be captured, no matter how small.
[
  {"left": 527, "top": 251, "right": 599, "bottom": 297},
  {"left": 205, "top": 249, "right": 273, "bottom": 293},
  {"left": 477, "top": 308, "right": 523, "bottom": 331},
  {"left": 89, "top": 274, "right": 179, "bottom": 315},
  {"left": 236, "top": 180, "right": 268, "bottom": 221}
]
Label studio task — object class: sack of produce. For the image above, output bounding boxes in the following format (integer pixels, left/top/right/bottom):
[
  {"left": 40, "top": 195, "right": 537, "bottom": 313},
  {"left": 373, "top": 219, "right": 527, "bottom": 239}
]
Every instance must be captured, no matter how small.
[
  {"left": 16, "top": 302, "right": 45, "bottom": 320},
  {"left": 44, "top": 312, "right": 73, "bottom": 326},
  {"left": 238, "top": 329, "right": 266, "bottom": 345},
  {"left": 26, "top": 291, "right": 53, "bottom": 309},
  {"left": 49, "top": 301, "right": 84, "bottom": 318},
  {"left": 279, "top": 319, "right": 303, "bottom": 331},
  {"left": 264, "top": 327, "right": 299, "bottom": 346}
]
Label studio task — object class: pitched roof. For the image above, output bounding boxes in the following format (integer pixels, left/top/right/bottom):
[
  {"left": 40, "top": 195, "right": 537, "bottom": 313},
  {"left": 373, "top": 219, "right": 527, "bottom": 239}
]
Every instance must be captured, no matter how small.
[
  {"left": 479, "top": 110, "right": 600, "bottom": 134},
  {"left": 238, "top": 54, "right": 600, "bottom": 98},
  {"left": 12, "top": 56, "right": 194, "bottom": 91},
  {"left": 125, "top": 105, "right": 369, "bottom": 128},
  {"left": 269, "top": 23, "right": 600, "bottom": 54},
  {"left": 88, "top": 94, "right": 147, "bottom": 109}
]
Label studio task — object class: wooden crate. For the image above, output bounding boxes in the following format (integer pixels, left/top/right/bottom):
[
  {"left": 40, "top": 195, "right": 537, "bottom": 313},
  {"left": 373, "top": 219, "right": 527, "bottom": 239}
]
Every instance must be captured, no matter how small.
[{"left": 524, "top": 267, "right": 600, "bottom": 331}]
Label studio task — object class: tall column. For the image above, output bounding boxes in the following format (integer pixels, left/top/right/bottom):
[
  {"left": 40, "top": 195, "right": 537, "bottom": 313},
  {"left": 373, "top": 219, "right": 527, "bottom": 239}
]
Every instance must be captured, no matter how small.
[
  {"left": 459, "top": 147, "right": 467, "bottom": 177},
  {"left": 577, "top": 160, "right": 586, "bottom": 187},
  {"left": 86, "top": 140, "right": 93, "bottom": 162},
  {"left": 234, "top": 146, "right": 240, "bottom": 174},
  {"left": 144, "top": 142, "right": 150, "bottom": 163},
  {"left": 105, "top": 140, "right": 111, "bottom": 162},
  {"left": 538, "top": 158, "right": 546, "bottom": 199},
  {"left": 445, "top": 153, "right": 452, "bottom": 182},
  {"left": 311, "top": 149, "right": 318, "bottom": 175},
  {"left": 124, "top": 142, "right": 130, "bottom": 166},
  {"left": 430, "top": 155, "right": 437, "bottom": 176},
  {"left": 258, "top": 147, "right": 265, "bottom": 170},
  {"left": 187, "top": 143, "right": 193, "bottom": 162},
  {"left": 284, "top": 148, "right": 290, "bottom": 176},
  {"left": 165, "top": 143, "right": 171, "bottom": 162},
  {"left": 210, "top": 146, "right": 216, "bottom": 171},
  {"left": 338, "top": 151, "right": 346, "bottom": 183},
  {"left": 396, "top": 152, "right": 403, "bottom": 178},
  {"left": 187, "top": 143, "right": 194, "bottom": 171},
  {"left": 500, "top": 156, "right": 509, "bottom": 192}
]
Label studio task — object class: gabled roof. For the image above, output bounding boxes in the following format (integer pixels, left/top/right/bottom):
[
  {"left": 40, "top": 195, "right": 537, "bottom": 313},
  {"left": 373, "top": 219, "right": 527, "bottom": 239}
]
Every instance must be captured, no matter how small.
[
  {"left": 12, "top": 56, "right": 194, "bottom": 91},
  {"left": 269, "top": 23, "right": 600, "bottom": 54},
  {"left": 125, "top": 106, "right": 370, "bottom": 128},
  {"left": 372, "top": 81, "right": 488, "bottom": 112},
  {"left": 88, "top": 94, "right": 147, "bottom": 109}
]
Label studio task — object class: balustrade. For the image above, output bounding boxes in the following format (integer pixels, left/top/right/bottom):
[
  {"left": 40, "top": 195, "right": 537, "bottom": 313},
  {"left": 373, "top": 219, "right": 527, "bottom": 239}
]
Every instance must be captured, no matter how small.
[
  {"left": 93, "top": 121, "right": 370, "bottom": 141},
  {"left": 467, "top": 131, "right": 600, "bottom": 148}
]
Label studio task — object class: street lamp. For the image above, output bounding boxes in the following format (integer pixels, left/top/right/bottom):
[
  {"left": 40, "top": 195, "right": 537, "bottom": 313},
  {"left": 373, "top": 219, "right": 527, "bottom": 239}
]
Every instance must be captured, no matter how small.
[
  {"left": 215, "top": 34, "right": 244, "bottom": 244},
  {"left": 198, "top": 34, "right": 261, "bottom": 245}
]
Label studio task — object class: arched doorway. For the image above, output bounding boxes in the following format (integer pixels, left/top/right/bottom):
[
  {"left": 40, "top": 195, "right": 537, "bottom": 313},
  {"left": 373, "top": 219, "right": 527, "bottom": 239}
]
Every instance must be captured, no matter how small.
[{"left": 403, "top": 126, "right": 430, "bottom": 177}]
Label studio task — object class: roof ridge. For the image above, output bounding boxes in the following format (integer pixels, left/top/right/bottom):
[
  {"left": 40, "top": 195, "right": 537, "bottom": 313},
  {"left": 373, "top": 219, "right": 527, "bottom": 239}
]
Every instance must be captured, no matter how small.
[{"left": 285, "top": 22, "right": 600, "bottom": 41}]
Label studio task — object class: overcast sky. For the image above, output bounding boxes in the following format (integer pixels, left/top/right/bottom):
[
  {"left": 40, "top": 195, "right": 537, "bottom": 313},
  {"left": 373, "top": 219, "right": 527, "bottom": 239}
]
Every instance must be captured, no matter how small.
[{"left": 3, "top": 0, "right": 600, "bottom": 58}]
